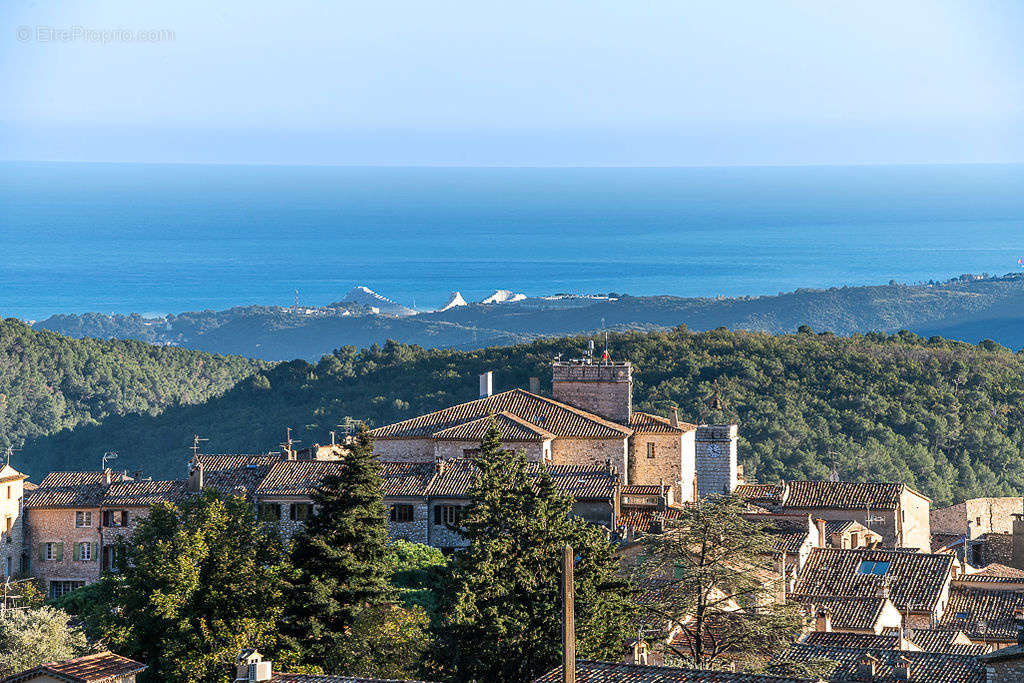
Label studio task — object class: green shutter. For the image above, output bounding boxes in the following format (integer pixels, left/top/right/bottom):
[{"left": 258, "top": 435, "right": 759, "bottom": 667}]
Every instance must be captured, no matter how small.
[
  {"left": 92, "top": 542, "right": 99, "bottom": 562},
  {"left": 74, "top": 542, "right": 81, "bottom": 561},
  {"left": 56, "top": 542, "right": 63, "bottom": 562},
  {"left": 38, "top": 543, "right": 45, "bottom": 562}
]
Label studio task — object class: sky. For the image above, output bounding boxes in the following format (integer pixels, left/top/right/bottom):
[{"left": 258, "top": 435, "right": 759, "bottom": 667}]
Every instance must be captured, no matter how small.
[{"left": 2, "top": 0, "right": 1023, "bottom": 166}]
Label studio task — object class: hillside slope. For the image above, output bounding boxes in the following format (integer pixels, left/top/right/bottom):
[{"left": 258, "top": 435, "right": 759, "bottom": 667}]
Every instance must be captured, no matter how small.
[
  {"left": 33, "top": 274, "right": 1024, "bottom": 360},
  {"left": 0, "top": 318, "right": 265, "bottom": 454},
  {"left": 18, "top": 327, "right": 1024, "bottom": 506}
]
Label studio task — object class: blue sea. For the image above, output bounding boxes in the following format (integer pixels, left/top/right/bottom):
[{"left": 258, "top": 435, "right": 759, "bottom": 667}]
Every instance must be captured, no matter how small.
[{"left": 1, "top": 162, "right": 1023, "bottom": 320}]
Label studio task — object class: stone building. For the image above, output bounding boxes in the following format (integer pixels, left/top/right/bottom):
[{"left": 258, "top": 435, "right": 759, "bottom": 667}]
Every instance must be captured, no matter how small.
[
  {"left": 932, "top": 497, "right": 1024, "bottom": 540},
  {"left": 370, "top": 360, "right": 737, "bottom": 503},
  {"left": 736, "top": 480, "right": 931, "bottom": 550},
  {"left": 22, "top": 470, "right": 185, "bottom": 597},
  {"left": 0, "top": 463, "right": 28, "bottom": 579}
]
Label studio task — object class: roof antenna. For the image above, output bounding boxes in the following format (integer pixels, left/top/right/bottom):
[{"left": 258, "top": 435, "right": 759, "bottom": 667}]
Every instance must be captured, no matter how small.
[
  {"left": 3, "top": 446, "right": 19, "bottom": 468},
  {"left": 189, "top": 435, "right": 208, "bottom": 458},
  {"left": 101, "top": 451, "right": 118, "bottom": 471}
]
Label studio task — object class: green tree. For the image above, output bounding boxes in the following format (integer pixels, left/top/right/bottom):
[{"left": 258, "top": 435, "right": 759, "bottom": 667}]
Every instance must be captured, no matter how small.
[
  {"left": 93, "top": 491, "right": 287, "bottom": 682},
  {"left": 281, "top": 424, "right": 396, "bottom": 672},
  {"left": 0, "top": 606, "right": 91, "bottom": 676},
  {"left": 633, "top": 495, "right": 805, "bottom": 671},
  {"left": 438, "top": 420, "right": 633, "bottom": 682}
]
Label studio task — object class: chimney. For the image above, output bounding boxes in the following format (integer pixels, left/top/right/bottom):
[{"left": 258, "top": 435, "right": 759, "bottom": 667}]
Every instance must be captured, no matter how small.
[
  {"left": 480, "top": 371, "right": 494, "bottom": 398},
  {"left": 529, "top": 376, "right": 541, "bottom": 394},
  {"left": 630, "top": 640, "right": 649, "bottom": 666},
  {"left": 855, "top": 654, "right": 878, "bottom": 680},
  {"left": 669, "top": 406, "right": 679, "bottom": 428},
  {"left": 562, "top": 544, "right": 576, "bottom": 683},
  {"left": 234, "top": 650, "right": 272, "bottom": 682},
  {"left": 650, "top": 512, "right": 666, "bottom": 535},
  {"left": 435, "top": 454, "right": 445, "bottom": 474},
  {"left": 815, "top": 609, "right": 832, "bottom": 632},
  {"left": 102, "top": 468, "right": 112, "bottom": 486},
  {"left": 816, "top": 518, "right": 828, "bottom": 547},
  {"left": 893, "top": 655, "right": 911, "bottom": 681},
  {"left": 188, "top": 461, "right": 204, "bottom": 492}
]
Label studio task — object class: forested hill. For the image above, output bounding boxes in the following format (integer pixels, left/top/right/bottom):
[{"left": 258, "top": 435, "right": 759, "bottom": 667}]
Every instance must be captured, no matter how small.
[
  {"left": 31, "top": 273, "right": 1024, "bottom": 361},
  {"left": 0, "top": 318, "right": 265, "bottom": 457},
  {"left": 17, "top": 326, "right": 1024, "bottom": 506}
]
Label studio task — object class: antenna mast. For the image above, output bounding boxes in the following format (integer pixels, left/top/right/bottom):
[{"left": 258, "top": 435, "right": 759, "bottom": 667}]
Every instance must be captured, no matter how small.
[
  {"left": 189, "top": 435, "right": 208, "bottom": 459},
  {"left": 101, "top": 451, "right": 118, "bottom": 471}
]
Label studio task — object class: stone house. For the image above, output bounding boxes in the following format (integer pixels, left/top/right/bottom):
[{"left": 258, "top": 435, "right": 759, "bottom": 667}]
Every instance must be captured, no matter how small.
[
  {"left": 736, "top": 480, "right": 931, "bottom": 550},
  {"left": 0, "top": 651, "right": 147, "bottom": 682},
  {"left": 932, "top": 497, "right": 1023, "bottom": 540},
  {"left": 370, "top": 360, "right": 738, "bottom": 504},
  {"left": 980, "top": 637, "right": 1024, "bottom": 683},
  {"left": 22, "top": 470, "right": 186, "bottom": 597},
  {"left": 782, "top": 642, "right": 987, "bottom": 682},
  {"left": 0, "top": 463, "right": 28, "bottom": 579}
]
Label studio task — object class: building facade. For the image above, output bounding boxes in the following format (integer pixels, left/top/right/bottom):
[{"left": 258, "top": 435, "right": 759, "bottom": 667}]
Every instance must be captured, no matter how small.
[{"left": 0, "top": 464, "right": 27, "bottom": 579}]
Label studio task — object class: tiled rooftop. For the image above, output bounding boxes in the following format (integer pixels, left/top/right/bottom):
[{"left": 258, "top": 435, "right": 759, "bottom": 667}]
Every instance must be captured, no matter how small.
[
  {"left": 369, "top": 389, "right": 633, "bottom": 440},
  {"left": 734, "top": 483, "right": 785, "bottom": 507},
  {"left": 938, "top": 585, "right": 1024, "bottom": 641},
  {"left": 2, "top": 651, "right": 147, "bottom": 682},
  {"left": 628, "top": 411, "right": 695, "bottom": 434},
  {"left": 618, "top": 507, "right": 688, "bottom": 535},
  {"left": 791, "top": 548, "right": 953, "bottom": 612},
  {"left": 533, "top": 660, "right": 813, "bottom": 682},
  {"left": 25, "top": 472, "right": 185, "bottom": 510},
  {"left": 958, "top": 563, "right": 1024, "bottom": 584},
  {"left": 784, "top": 481, "right": 916, "bottom": 509},
  {"left": 796, "top": 596, "right": 888, "bottom": 631},
  {"left": 880, "top": 627, "right": 987, "bottom": 655},
  {"left": 782, "top": 643, "right": 985, "bottom": 683},
  {"left": 801, "top": 631, "right": 900, "bottom": 650},
  {"left": 430, "top": 411, "right": 554, "bottom": 441}
]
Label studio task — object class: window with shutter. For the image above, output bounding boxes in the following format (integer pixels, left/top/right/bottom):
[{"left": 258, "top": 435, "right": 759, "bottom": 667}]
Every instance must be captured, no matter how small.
[
  {"left": 434, "top": 505, "right": 442, "bottom": 525},
  {"left": 121, "top": 511, "right": 129, "bottom": 526},
  {"left": 56, "top": 543, "right": 64, "bottom": 562}
]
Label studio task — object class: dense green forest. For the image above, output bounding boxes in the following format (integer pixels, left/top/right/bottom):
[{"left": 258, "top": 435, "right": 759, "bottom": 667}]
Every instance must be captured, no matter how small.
[
  {"left": 33, "top": 273, "right": 1024, "bottom": 361},
  {"left": 0, "top": 318, "right": 264, "bottom": 457},
  {"left": 13, "top": 322, "right": 1024, "bottom": 506}
]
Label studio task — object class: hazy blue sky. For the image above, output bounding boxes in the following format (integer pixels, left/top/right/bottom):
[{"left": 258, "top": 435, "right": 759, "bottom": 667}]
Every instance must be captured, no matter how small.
[{"left": 2, "top": 1, "right": 1023, "bottom": 165}]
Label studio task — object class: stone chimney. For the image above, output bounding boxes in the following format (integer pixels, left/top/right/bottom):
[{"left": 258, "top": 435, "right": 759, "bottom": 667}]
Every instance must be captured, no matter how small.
[
  {"left": 892, "top": 655, "right": 911, "bottom": 681},
  {"left": 855, "top": 654, "right": 878, "bottom": 680},
  {"left": 102, "top": 468, "right": 112, "bottom": 486},
  {"left": 669, "top": 406, "right": 679, "bottom": 428},
  {"left": 815, "top": 609, "right": 832, "bottom": 632},
  {"left": 630, "top": 639, "right": 649, "bottom": 666},
  {"left": 188, "top": 460, "right": 204, "bottom": 492},
  {"left": 551, "top": 360, "right": 632, "bottom": 424},
  {"left": 816, "top": 518, "right": 828, "bottom": 547},
  {"left": 529, "top": 376, "right": 541, "bottom": 394},
  {"left": 480, "top": 371, "right": 494, "bottom": 398}
]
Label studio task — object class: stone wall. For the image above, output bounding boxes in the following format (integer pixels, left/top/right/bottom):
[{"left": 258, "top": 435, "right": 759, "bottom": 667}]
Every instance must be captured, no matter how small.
[
  {"left": 932, "top": 497, "right": 1023, "bottom": 538},
  {"left": 628, "top": 433, "right": 686, "bottom": 501},
  {"left": 433, "top": 439, "right": 548, "bottom": 462},
  {"left": 0, "top": 476, "right": 24, "bottom": 578},
  {"left": 986, "top": 656, "right": 1024, "bottom": 682},
  {"left": 899, "top": 489, "right": 932, "bottom": 550},
  {"left": 374, "top": 438, "right": 434, "bottom": 462},
  {"left": 384, "top": 499, "right": 430, "bottom": 545},
  {"left": 551, "top": 438, "right": 627, "bottom": 481},
  {"left": 551, "top": 362, "right": 632, "bottom": 424},
  {"left": 694, "top": 425, "right": 737, "bottom": 497},
  {"left": 24, "top": 508, "right": 103, "bottom": 590}
]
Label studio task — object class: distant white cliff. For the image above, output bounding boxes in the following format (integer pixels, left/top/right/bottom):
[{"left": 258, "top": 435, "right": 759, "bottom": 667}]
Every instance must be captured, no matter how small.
[
  {"left": 481, "top": 289, "right": 527, "bottom": 304},
  {"left": 341, "top": 286, "right": 416, "bottom": 317},
  {"left": 439, "top": 291, "right": 469, "bottom": 311}
]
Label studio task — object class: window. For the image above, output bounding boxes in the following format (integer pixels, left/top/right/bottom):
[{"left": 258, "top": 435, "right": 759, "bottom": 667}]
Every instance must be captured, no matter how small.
[
  {"left": 44, "top": 542, "right": 62, "bottom": 561},
  {"left": 48, "top": 580, "right": 85, "bottom": 599},
  {"left": 850, "top": 532, "right": 859, "bottom": 548},
  {"left": 1, "top": 557, "right": 10, "bottom": 578},
  {"left": 646, "top": 442, "right": 656, "bottom": 459},
  {"left": 976, "top": 516, "right": 982, "bottom": 526},
  {"left": 75, "top": 511, "right": 92, "bottom": 527},
  {"left": 856, "top": 560, "right": 891, "bottom": 575},
  {"left": 5, "top": 485, "right": 10, "bottom": 499},
  {"left": 434, "top": 505, "right": 464, "bottom": 527},
  {"left": 3, "top": 516, "right": 11, "bottom": 534},
  {"left": 102, "top": 545, "right": 122, "bottom": 572},
  {"left": 462, "top": 448, "right": 480, "bottom": 458},
  {"left": 103, "top": 510, "right": 129, "bottom": 527},
  {"left": 390, "top": 504, "right": 414, "bottom": 523},
  {"left": 257, "top": 503, "right": 281, "bottom": 521},
  {"left": 77, "top": 542, "right": 92, "bottom": 561},
  {"left": 290, "top": 503, "right": 313, "bottom": 522}
]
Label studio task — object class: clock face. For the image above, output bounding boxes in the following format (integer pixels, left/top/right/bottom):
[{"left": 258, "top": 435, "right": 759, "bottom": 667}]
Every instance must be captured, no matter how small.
[{"left": 708, "top": 443, "right": 721, "bottom": 456}]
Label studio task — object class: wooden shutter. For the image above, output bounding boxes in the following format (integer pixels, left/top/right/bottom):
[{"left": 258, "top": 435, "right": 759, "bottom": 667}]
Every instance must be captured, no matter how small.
[
  {"left": 92, "top": 542, "right": 99, "bottom": 562},
  {"left": 75, "top": 542, "right": 82, "bottom": 561},
  {"left": 434, "top": 505, "right": 442, "bottom": 525},
  {"left": 38, "top": 543, "right": 45, "bottom": 561},
  {"left": 56, "top": 543, "right": 64, "bottom": 562},
  {"left": 121, "top": 511, "right": 129, "bottom": 526}
]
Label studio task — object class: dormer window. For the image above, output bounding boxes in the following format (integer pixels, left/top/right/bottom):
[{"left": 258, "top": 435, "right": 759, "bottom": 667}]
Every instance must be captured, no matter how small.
[{"left": 857, "top": 560, "right": 890, "bottom": 576}]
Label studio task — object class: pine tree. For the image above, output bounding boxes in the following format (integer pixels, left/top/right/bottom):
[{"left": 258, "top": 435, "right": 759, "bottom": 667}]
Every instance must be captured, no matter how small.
[
  {"left": 438, "top": 419, "right": 633, "bottom": 682},
  {"left": 282, "top": 423, "right": 395, "bottom": 670}
]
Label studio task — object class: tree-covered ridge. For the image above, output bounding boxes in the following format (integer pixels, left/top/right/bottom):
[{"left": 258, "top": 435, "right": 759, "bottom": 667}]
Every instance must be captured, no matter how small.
[
  {"left": 16, "top": 325, "right": 1024, "bottom": 506},
  {"left": 0, "top": 318, "right": 265, "bottom": 453}
]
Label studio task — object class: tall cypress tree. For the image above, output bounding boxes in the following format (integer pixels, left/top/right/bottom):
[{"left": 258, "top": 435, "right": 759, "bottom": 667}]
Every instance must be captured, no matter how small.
[
  {"left": 438, "top": 419, "right": 633, "bottom": 681},
  {"left": 282, "top": 423, "right": 394, "bottom": 670}
]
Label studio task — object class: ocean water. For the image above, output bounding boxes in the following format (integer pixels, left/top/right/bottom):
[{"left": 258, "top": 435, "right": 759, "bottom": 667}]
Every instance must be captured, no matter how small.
[{"left": 1, "top": 162, "right": 1023, "bottom": 320}]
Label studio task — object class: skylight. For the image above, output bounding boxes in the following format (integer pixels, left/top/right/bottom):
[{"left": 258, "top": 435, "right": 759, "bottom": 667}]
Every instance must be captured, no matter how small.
[{"left": 857, "top": 560, "right": 891, "bottom": 576}]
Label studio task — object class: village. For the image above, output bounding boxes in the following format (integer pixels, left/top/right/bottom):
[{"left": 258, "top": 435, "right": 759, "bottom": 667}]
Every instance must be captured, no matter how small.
[{"left": 3, "top": 358, "right": 1024, "bottom": 682}]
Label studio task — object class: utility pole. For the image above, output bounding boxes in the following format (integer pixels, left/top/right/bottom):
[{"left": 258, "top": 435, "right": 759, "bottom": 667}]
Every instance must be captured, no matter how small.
[{"left": 562, "top": 543, "right": 575, "bottom": 683}]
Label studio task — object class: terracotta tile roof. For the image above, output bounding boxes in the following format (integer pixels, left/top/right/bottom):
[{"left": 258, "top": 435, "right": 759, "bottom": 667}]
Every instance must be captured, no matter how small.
[
  {"left": 380, "top": 461, "right": 437, "bottom": 497},
  {"left": 425, "top": 459, "right": 616, "bottom": 500},
  {"left": 0, "top": 464, "right": 28, "bottom": 483},
  {"left": 880, "top": 628, "right": 988, "bottom": 655},
  {"left": 102, "top": 480, "right": 189, "bottom": 506},
  {"left": 270, "top": 675, "right": 430, "bottom": 682},
  {"left": 256, "top": 461, "right": 347, "bottom": 496},
  {"left": 430, "top": 411, "right": 554, "bottom": 441},
  {"left": 932, "top": 532, "right": 965, "bottom": 553},
  {"left": 939, "top": 585, "right": 1024, "bottom": 641},
  {"left": 196, "top": 454, "right": 282, "bottom": 497},
  {"left": 823, "top": 520, "right": 857, "bottom": 537},
  {"left": 533, "top": 660, "right": 812, "bottom": 682},
  {"left": 2, "top": 651, "right": 147, "bottom": 682},
  {"left": 740, "top": 513, "right": 812, "bottom": 554},
  {"left": 24, "top": 481, "right": 105, "bottom": 509},
  {"left": 369, "top": 388, "right": 632, "bottom": 440},
  {"left": 628, "top": 411, "right": 695, "bottom": 434},
  {"left": 960, "top": 563, "right": 1024, "bottom": 583},
  {"left": 618, "top": 507, "right": 688, "bottom": 535},
  {"left": 734, "top": 483, "right": 785, "bottom": 507},
  {"left": 802, "top": 632, "right": 900, "bottom": 650},
  {"left": 797, "top": 596, "right": 888, "bottom": 631},
  {"left": 784, "top": 481, "right": 920, "bottom": 509},
  {"left": 791, "top": 548, "right": 953, "bottom": 613},
  {"left": 782, "top": 643, "right": 985, "bottom": 682},
  {"left": 621, "top": 485, "right": 667, "bottom": 496}
]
